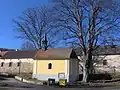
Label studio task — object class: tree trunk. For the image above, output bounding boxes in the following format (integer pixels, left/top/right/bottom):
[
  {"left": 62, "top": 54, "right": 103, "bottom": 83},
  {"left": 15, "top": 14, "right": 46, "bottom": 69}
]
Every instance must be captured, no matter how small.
[
  {"left": 82, "top": 53, "right": 89, "bottom": 83},
  {"left": 82, "top": 51, "right": 93, "bottom": 83},
  {"left": 82, "top": 63, "right": 88, "bottom": 83},
  {"left": 88, "top": 51, "right": 93, "bottom": 74}
]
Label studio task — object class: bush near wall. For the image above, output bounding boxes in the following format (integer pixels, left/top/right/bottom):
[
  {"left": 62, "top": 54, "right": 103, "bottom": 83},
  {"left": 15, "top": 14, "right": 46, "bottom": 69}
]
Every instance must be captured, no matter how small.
[{"left": 79, "top": 73, "right": 112, "bottom": 81}]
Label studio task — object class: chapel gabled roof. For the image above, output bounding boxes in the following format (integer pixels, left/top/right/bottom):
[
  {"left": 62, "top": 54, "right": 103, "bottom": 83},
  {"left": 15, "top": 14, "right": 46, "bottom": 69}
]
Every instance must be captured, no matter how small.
[{"left": 34, "top": 48, "right": 77, "bottom": 60}]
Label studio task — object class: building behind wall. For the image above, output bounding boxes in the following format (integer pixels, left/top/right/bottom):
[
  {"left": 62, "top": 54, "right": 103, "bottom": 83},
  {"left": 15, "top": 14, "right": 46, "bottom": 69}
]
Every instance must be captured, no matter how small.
[
  {"left": 74, "top": 46, "right": 120, "bottom": 74},
  {"left": 0, "top": 50, "right": 37, "bottom": 75},
  {"left": 0, "top": 48, "right": 15, "bottom": 58}
]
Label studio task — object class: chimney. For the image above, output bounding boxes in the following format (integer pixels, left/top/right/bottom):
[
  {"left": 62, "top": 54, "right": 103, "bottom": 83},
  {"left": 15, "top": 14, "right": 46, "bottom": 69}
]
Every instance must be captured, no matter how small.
[{"left": 16, "top": 49, "right": 19, "bottom": 51}]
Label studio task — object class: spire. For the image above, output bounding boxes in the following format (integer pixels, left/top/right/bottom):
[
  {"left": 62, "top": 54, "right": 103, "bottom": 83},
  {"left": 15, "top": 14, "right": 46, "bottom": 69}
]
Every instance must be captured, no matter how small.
[{"left": 42, "top": 33, "right": 48, "bottom": 50}]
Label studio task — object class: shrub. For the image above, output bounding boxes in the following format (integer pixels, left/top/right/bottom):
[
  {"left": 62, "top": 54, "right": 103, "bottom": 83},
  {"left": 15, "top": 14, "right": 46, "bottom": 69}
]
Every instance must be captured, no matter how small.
[{"left": 79, "top": 73, "right": 112, "bottom": 81}]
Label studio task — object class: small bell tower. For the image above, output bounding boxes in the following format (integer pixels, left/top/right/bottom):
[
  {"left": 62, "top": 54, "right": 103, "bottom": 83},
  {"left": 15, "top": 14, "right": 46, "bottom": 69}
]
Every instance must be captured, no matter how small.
[{"left": 42, "top": 33, "right": 48, "bottom": 51}]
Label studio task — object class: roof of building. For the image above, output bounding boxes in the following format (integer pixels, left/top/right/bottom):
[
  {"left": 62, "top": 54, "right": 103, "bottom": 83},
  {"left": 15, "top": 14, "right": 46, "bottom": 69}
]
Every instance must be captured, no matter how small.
[
  {"left": 2, "top": 46, "right": 118, "bottom": 59},
  {"left": 2, "top": 50, "right": 37, "bottom": 59},
  {"left": 74, "top": 46, "right": 120, "bottom": 56},
  {"left": 94, "top": 46, "right": 120, "bottom": 55},
  {"left": 0, "top": 51, "right": 8, "bottom": 57},
  {"left": 0, "top": 48, "right": 15, "bottom": 51},
  {"left": 34, "top": 48, "right": 78, "bottom": 60}
]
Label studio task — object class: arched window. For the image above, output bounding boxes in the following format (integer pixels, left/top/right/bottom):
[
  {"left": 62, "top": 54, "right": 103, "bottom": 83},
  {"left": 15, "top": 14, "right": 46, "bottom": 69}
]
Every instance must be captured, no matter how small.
[
  {"left": 9, "top": 62, "right": 12, "bottom": 67},
  {"left": 1, "top": 62, "right": 4, "bottom": 67},
  {"left": 48, "top": 63, "right": 52, "bottom": 69}
]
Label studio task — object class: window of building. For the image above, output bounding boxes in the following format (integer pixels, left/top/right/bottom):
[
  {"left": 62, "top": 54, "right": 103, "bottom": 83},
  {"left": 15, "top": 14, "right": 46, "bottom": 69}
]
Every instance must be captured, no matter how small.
[
  {"left": 0, "top": 55, "right": 2, "bottom": 57},
  {"left": 48, "top": 63, "right": 52, "bottom": 69},
  {"left": 103, "top": 60, "right": 108, "bottom": 65},
  {"left": 9, "top": 62, "right": 12, "bottom": 67},
  {"left": 1, "top": 62, "right": 4, "bottom": 67},
  {"left": 17, "top": 62, "right": 20, "bottom": 67}
]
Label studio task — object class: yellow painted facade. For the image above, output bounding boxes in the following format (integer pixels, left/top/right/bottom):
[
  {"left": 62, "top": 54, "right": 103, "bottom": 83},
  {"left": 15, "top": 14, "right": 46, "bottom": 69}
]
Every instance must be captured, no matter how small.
[
  {"left": 33, "top": 60, "right": 67, "bottom": 75},
  {"left": 33, "top": 60, "right": 37, "bottom": 74}
]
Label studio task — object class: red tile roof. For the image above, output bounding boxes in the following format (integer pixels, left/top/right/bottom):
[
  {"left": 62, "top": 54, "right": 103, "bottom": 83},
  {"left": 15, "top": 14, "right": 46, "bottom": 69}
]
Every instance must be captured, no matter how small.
[
  {"left": 2, "top": 50, "right": 37, "bottom": 59},
  {"left": 34, "top": 48, "right": 77, "bottom": 60}
]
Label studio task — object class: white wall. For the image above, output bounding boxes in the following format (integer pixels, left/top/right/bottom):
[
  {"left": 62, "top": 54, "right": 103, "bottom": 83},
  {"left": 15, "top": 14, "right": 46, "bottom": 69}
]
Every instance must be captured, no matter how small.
[
  {"left": 78, "top": 55, "right": 120, "bottom": 73},
  {"left": 0, "top": 58, "right": 34, "bottom": 74},
  {"left": 69, "top": 58, "right": 79, "bottom": 83}
]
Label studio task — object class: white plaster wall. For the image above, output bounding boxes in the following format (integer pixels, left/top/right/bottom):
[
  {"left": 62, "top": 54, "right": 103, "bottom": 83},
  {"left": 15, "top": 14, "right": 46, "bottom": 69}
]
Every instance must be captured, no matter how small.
[
  {"left": 0, "top": 58, "right": 34, "bottom": 74},
  {"left": 69, "top": 59, "right": 79, "bottom": 82},
  {"left": 33, "top": 74, "right": 69, "bottom": 82},
  {"left": 94, "top": 55, "right": 120, "bottom": 67},
  {"left": 103, "top": 55, "right": 120, "bottom": 67},
  {"left": 78, "top": 55, "right": 120, "bottom": 74},
  {"left": 94, "top": 55, "right": 120, "bottom": 73}
]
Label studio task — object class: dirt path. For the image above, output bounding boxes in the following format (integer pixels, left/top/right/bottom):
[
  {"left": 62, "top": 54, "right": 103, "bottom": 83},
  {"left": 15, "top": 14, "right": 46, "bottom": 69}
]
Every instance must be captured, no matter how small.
[{"left": 0, "top": 77, "right": 120, "bottom": 90}]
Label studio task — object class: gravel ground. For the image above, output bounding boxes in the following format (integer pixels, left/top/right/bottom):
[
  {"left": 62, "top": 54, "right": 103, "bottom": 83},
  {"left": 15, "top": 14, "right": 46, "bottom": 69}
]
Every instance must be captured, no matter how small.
[{"left": 0, "top": 77, "right": 120, "bottom": 90}]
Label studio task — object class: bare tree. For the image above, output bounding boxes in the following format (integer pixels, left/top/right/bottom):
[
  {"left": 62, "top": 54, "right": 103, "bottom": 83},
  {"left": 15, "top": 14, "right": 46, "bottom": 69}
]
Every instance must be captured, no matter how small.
[
  {"left": 52, "top": 0, "right": 120, "bottom": 82},
  {"left": 13, "top": 6, "right": 61, "bottom": 49},
  {"left": 21, "top": 41, "right": 35, "bottom": 50}
]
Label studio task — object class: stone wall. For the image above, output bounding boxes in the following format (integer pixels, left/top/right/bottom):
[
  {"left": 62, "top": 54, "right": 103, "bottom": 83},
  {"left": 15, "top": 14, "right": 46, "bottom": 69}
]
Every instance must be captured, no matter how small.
[
  {"left": 0, "top": 58, "right": 33, "bottom": 75},
  {"left": 95, "top": 55, "right": 120, "bottom": 73},
  {"left": 78, "top": 55, "right": 120, "bottom": 74}
]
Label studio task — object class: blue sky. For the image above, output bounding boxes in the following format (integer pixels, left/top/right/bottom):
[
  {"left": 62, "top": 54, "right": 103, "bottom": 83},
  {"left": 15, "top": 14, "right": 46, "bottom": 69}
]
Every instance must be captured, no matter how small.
[{"left": 0, "top": 0, "right": 49, "bottom": 49}]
